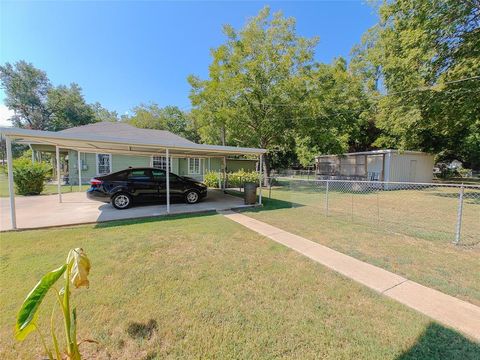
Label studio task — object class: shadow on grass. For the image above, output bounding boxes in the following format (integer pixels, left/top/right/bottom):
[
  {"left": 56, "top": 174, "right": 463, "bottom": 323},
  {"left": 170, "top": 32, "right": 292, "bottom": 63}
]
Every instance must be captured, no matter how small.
[
  {"left": 127, "top": 319, "right": 158, "bottom": 340},
  {"left": 224, "top": 189, "right": 304, "bottom": 211},
  {"left": 94, "top": 211, "right": 218, "bottom": 229},
  {"left": 396, "top": 323, "right": 479, "bottom": 360}
]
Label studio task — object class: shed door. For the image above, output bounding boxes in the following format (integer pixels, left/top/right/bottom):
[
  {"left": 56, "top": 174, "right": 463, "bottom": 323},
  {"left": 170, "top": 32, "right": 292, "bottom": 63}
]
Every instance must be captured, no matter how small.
[{"left": 409, "top": 160, "right": 417, "bottom": 181}]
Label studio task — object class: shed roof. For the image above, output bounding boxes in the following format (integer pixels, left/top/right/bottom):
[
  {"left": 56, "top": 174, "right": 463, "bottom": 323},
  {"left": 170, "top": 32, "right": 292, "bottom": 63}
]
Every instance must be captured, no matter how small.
[
  {"left": 316, "top": 149, "right": 431, "bottom": 158},
  {"left": 0, "top": 122, "right": 266, "bottom": 156}
]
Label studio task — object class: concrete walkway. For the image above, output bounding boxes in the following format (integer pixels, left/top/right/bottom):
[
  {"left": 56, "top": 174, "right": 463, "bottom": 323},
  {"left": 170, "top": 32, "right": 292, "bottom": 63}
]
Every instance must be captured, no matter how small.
[{"left": 221, "top": 211, "right": 480, "bottom": 342}]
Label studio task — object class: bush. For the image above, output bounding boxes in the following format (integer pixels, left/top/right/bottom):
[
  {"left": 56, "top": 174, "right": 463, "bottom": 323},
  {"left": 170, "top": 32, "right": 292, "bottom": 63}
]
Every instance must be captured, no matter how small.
[
  {"left": 227, "top": 169, "right": 259, "bottom": 188},
  {"left": 203, "top": 170, "right": 260, "bottom": 188},
  {"left": 11, "top": 158, "right": 52, "bottom": 195},
  {"left": 204, "top": 171, "right": 221, "bottom": 188}
]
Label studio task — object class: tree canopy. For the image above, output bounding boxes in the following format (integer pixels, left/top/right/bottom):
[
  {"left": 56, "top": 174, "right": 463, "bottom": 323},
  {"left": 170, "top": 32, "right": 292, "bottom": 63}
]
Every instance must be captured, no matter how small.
[
  {"left": 352, "top": 0, "right": 480, "bottom": 168},
  {"left": 189, "top": 7, "right": 375, "bottom": 171},
  {"left": 0, "top": 61, "right": 98, "bottom": 131},
  {"left": 125, "top": 103, "right": 200, "bottom": 142}
]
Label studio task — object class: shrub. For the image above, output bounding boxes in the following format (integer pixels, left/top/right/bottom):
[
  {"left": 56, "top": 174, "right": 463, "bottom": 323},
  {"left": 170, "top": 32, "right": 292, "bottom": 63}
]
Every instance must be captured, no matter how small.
[
  {"left": 227, "top": 169, "right": 259, "bottom": 188},
  {"left": 12, "top": 158, "right": 52, "bottom": 195},
  {"left": 203, "top": 170, "right": 260, "bottom": 188},
  {"left": 458, "top": 167, "right": 472, "bottom": 178},
  {"left": 204, "top": 171, "right": 221, "bottom": 188}
]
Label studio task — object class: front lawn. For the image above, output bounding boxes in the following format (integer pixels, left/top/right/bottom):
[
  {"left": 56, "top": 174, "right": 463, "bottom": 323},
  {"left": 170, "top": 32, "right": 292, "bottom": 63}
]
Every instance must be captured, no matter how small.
[
  {"left": 0, "top": 173, "right": 89, "bottom": 197},
  {"left": 244, "top": 183, "right": 480, "bottom": 306},
  {"left": 1, "top": 214, "right": 478, "bottom": 359}
]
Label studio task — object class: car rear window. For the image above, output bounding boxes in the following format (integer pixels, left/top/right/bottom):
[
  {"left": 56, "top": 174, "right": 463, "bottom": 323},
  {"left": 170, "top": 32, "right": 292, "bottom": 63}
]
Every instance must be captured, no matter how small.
[
  {"left": 105, "top": 171, "right": 128, "bottom": 181},
  {"left": 128, "top": 169, "right": 152, "bottom": 181}
]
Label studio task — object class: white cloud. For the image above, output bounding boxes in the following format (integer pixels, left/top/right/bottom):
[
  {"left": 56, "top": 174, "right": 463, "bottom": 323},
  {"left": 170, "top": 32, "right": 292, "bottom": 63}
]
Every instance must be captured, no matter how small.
[{"left": 0, "top": 104, "right": 14, "bottom": 127}]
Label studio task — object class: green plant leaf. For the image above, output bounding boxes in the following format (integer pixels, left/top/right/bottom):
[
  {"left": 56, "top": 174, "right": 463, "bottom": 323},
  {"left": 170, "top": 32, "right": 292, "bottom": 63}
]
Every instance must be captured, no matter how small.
[{"left": 15, "top": 264, "right": 67, "bottom": 341}]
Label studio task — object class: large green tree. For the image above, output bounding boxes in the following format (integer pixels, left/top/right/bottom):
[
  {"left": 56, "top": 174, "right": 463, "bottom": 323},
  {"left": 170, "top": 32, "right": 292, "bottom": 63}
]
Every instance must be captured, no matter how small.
[
  {"left": 47, "top": 83, "right": 96, "bottom": 131},
  {"left": 0, "top": 61, "right": 98, "bottom": 131},
  {"left": 126, "top": 103, "right": 200, "bottom": 142},
  {"left": 0, "top": 61, "right": 52, "bottom": 129},
  {"left": 91, "top": 102, "right": 120, "bottom": 122},
  {"left": 188, "top": 7, "right": 318, "bottom": 175},
  {"left": 294, "top": 58, "right": 377, "bottom": 166},
  {"left": 352, "top": 0, "right": 480, "bottom": 168}
]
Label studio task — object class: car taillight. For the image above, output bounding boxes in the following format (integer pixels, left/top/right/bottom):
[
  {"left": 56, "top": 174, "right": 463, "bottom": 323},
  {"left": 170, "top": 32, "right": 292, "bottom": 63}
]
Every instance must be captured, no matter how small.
[{"left": 90, "top": 178, "right": 103, "bottom": 186}]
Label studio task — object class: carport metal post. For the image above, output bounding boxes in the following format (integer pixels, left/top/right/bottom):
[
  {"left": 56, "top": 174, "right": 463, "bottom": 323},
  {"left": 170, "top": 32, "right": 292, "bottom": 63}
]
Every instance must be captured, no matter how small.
[
  {"left": 6, "top": 136, "right": 17, "bottom": 229},
  {"left": 166, "top": 148, "right": 170, "bottom": 213},
  {"left": 77, "top": 150, "right": 82, "bottom": 191},
  {"left": 30, "top": 145, "right": 35, "bottom": 163},
  {"left": 56, "top": 146, "right": 62, "bottom": 203},
  {"left": 258, "top": 154, "right": 263, "bottom": 205},
  {"left": 222, "top": 156, "right": 227, "bottom": 191}
]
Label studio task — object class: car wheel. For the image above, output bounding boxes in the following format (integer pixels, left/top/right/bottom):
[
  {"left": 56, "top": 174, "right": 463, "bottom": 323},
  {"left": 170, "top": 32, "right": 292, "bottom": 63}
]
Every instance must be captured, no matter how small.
[
  {"left": 112, "top": 193, "right": 132, "bottom": 210},
  {"left": 185, "top": 190, "right": 200, "bottom": 204}
]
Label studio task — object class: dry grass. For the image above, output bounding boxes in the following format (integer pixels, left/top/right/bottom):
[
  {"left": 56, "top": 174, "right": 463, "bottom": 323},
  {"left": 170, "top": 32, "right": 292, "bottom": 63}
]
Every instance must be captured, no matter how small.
[
  {"left": 245, "top": 183, "right": 480, "bottom": 306},
  {"left": 1, "top": 214, "right": 478, "bottom": 359}
]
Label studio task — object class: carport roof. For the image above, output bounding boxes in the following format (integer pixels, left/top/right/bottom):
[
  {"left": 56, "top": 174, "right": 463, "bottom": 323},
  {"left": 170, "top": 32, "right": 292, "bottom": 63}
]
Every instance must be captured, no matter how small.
[{"left": 0, "top": 122, "right": 267, "bottom": 157}]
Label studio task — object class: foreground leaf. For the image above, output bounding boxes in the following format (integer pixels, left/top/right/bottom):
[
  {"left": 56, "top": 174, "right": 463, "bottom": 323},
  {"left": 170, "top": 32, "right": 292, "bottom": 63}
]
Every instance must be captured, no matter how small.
[
  {"left": 15, "top": 265, "right": 67, "bottom": 340},
  {"left": 67, "top": 248, "right": 91, "bottom": 288}
]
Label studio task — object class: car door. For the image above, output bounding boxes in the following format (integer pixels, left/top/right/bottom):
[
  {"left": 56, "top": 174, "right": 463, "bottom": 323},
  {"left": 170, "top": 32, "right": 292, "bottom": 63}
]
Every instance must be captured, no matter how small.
[
  {"left": 152, "top": 169, "right": 167, "bottom": 200},
  {"left": 168, "top": 173, "right": 185, "bottom": 199},
  {"left": 127, "top": 169, "right": 158, "bottom": 202},
  {"left": 153, "top": 170, "right": 184, "bottom": 200}
]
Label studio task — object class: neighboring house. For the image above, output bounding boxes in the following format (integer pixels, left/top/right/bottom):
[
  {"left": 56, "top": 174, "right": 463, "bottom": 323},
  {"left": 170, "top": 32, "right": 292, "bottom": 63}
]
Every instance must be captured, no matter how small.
[
  {"left": 29, "top": 122, "right": 257, "bottom": 184},
  {"left": 316, "top": 150, "right": 435, "bottom": 183}
]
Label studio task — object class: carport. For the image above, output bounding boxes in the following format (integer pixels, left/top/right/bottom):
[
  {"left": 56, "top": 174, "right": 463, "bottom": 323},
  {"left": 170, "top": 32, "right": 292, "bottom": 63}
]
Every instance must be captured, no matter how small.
[{"left": 1, "top": 127, "right": 267, "bottom": 230}]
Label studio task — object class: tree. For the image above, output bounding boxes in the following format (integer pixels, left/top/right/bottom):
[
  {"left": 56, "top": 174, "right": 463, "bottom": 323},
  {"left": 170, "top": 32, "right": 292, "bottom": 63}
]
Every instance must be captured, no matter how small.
[
  {"left": 1, "top": 61, "right": 101, "bottom": 131},
  {"left": 126, "top": 103, "right": 200, "bottom": 142},
  {"left": 47, "top": 83, "right": 96, "bottom": 131},
  {"left": 91, "top": 102, "right": 119, "bottom": 122},
  {"left": 353, "top": 0, "right": 480, "bottom": 168},
  {"left": 0, "top": 61, "right": 52, "bottom": 129},
  {"left": 294, "top": 58, "right": 376, "bottom": 166},
  {"left": 188, "top": 7, "right": 318, "bottom": 176}
]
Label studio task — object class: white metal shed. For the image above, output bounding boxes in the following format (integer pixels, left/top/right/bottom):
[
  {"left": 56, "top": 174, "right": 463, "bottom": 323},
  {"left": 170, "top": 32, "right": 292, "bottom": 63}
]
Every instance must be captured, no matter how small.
[{"left": 316, "top": 150, "right": 435, "bottom": 183}]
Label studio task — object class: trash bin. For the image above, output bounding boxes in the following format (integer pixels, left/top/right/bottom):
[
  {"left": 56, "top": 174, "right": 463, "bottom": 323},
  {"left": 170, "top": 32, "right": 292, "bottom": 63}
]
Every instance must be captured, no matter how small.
[{"left": 244, "top": 182, "right": 257, "bottom": 205}]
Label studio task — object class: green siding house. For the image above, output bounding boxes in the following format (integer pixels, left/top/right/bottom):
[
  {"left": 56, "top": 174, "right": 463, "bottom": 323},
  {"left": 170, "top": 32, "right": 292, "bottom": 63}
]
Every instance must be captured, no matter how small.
[{"left": 30, "top": 122, "right": 257, "bottom": 185}]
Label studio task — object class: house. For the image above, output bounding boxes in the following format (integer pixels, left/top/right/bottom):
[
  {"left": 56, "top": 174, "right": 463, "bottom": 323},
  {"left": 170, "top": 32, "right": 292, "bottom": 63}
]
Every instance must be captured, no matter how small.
[
  {"left": 316, "top": 150, "right": 435, "bottom": 183},
  {"left": 1, "top": 122, "right": 266, "bottom": 229},
  {"left": 27, "top": 122, "right": 258, "bottom": 184}
]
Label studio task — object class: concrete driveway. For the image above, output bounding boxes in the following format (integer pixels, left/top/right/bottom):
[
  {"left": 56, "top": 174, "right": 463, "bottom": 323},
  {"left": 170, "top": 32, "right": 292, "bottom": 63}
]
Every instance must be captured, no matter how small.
[{"left": 0, "top": 189, "right": 250, "bottom": 231}]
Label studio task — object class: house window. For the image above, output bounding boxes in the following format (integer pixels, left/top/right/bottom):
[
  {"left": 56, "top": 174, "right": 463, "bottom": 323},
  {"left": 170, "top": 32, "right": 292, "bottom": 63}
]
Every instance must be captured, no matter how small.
[
  {"left": 188, "top": 158, "right": 201, "bottom": 174},
  {"left": 151, "top": 156, "right": 172, "bottom": 172},
  {"left": 96, "top": 153, "right": 112, "bottom": 175}
]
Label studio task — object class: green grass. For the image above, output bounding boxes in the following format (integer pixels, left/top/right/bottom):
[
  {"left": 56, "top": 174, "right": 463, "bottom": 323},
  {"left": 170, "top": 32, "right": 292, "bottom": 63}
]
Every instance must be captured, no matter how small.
[
  {"left": 1, "top": 214, "right": 478, "bottom": 359},
  {"left": 244, "top": 183, "right": 480, "bottom": 306},
  {"left": 0, "top": 173, "right": 89, "bottom": 197}
]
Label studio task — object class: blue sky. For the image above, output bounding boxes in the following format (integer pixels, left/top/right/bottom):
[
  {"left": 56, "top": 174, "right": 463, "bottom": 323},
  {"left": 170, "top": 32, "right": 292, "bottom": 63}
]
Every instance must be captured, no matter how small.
[{"left": 0, "top": 1, "right": 377, "bottom": 123}]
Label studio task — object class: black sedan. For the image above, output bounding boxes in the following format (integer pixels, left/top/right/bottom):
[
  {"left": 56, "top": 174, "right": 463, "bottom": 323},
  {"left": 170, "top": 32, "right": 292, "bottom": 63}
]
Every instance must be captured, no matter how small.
[{"left": 87, "top": 168, "right": 207, "bottom": 209}]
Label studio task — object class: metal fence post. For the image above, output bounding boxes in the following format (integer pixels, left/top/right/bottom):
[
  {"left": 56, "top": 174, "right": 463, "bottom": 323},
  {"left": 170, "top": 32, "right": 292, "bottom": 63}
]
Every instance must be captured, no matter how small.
[
  {"left": 454, "top": 184, "right": 464, "bottom": 245},
  {"left": 325, "top": 180, "right": 329, "bottom": 216}
]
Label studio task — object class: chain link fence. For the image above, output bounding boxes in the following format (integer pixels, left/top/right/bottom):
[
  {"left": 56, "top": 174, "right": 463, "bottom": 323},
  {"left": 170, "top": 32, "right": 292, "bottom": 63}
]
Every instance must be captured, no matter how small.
[{"left": 266, "top": 177, "right": 479, "bottom": 246}]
